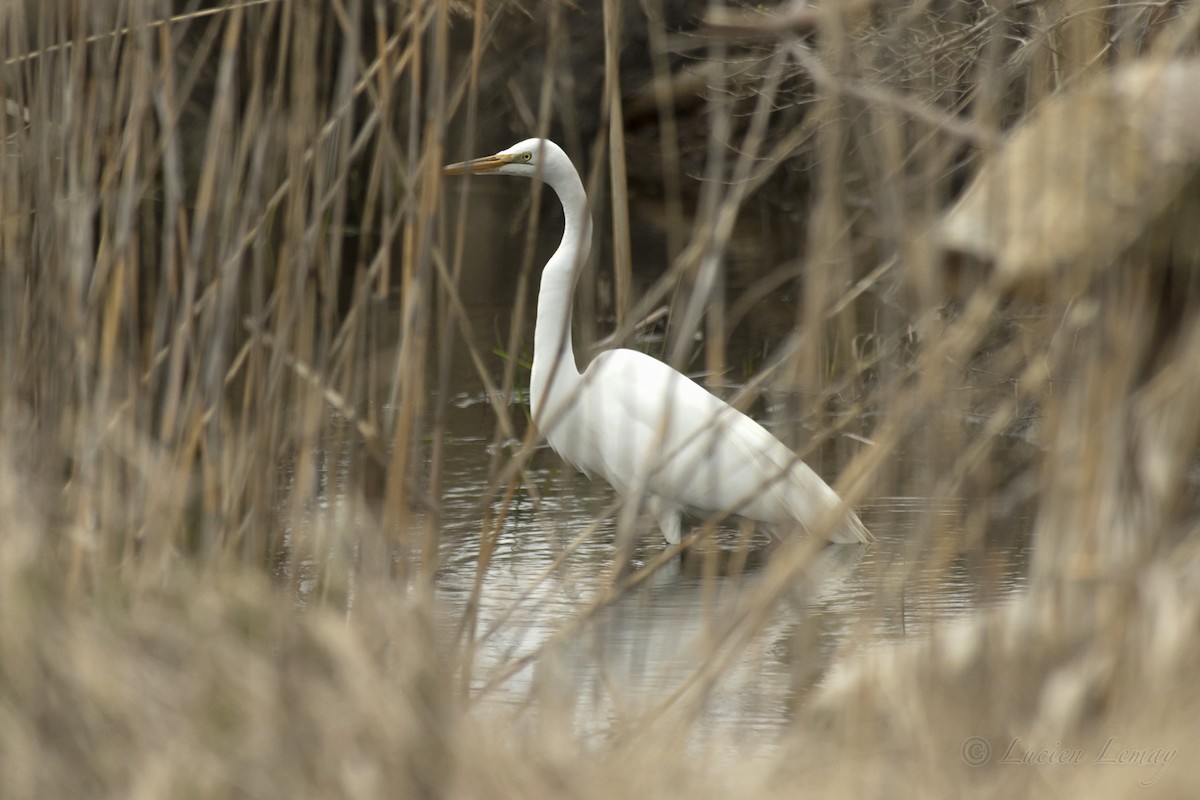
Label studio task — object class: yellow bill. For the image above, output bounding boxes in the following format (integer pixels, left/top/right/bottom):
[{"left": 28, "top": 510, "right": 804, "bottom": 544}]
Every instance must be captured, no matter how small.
[{"left": 442, "top": 152, "right": 517, "bottom": 176}]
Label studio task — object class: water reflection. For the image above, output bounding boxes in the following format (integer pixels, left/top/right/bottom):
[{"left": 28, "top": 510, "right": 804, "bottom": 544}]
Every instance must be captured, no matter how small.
[
  {"left": 285, "top": 188, "right": 1031, "bottom": 747},
  {"left": 280, "top": 388, "right": 1028, "bottom": 749},
  {"left": 430, "top": 421, "right": 1028, "bottom": 747}
]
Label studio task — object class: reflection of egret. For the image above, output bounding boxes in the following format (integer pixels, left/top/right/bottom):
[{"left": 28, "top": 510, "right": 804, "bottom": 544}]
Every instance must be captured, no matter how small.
[{"left": 444, "top": 139, "right": 871, "bottom": 545}]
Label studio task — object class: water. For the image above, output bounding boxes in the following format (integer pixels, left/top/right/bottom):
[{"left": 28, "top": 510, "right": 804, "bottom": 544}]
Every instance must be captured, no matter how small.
[
  {"left": 291, "top": 185, "right": 1031, "bottom": 750},
  {"left": 281, "top": 367, "right": 1028, "bottom": 752},
  {"left": 425, "top": 390, "right": 1029, "bottom": 751}
]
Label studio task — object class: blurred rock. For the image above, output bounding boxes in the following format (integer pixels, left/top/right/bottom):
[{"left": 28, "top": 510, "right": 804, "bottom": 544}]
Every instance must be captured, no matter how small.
[{"left": 940, "top": 60, "right": 1200, "bottom": 283}]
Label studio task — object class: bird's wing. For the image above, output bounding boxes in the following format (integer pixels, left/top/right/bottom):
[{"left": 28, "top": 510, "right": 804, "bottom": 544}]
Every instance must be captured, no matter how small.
[
  {"left": 582, "top": 349, "right": 800, "bottom": 504},
  {"left": 581, "top": 348, "right": 870, "bottom": 542}
]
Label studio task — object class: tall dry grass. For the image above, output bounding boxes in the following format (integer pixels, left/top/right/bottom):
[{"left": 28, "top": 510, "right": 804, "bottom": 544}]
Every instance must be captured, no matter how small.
[{"left": 1, "top": 0, "right": 1199, "bottom": 797}]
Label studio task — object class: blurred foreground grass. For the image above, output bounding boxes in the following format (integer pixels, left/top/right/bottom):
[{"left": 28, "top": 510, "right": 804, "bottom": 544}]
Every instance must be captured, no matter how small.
[{"left": 2, "top": 1, "right": 1200, "bottom": 797}]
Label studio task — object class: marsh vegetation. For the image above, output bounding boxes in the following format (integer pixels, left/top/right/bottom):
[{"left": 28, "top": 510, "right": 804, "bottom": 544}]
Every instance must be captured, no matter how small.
[{"left": 1, "top": 0, "right": 1198, "bottom": 797}]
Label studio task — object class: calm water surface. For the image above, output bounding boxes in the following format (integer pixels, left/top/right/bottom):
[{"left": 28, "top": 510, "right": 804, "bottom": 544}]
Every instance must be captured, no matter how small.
[
  {"left": 299, "top": 186, "right": 1031, "bottom": 750},
  {"left": 426, "top": 398, "right": 1028, "bottom": 751}
]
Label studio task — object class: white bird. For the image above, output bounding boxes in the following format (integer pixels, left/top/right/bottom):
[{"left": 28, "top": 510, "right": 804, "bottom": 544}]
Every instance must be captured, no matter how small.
[{"left": 444, "top": 138, "right": 872, "bottom": 545}]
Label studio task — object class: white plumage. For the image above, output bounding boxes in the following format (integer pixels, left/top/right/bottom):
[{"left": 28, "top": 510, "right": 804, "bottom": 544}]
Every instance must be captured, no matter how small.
[{"left": 445, "top": 138, "right": 871, "bottom": 545}]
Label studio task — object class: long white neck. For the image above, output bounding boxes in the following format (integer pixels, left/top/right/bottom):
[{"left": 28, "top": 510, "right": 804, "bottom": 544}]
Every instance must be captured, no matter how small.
[{"left": 529, "top": 164, "right": 591, "bottom": 427}]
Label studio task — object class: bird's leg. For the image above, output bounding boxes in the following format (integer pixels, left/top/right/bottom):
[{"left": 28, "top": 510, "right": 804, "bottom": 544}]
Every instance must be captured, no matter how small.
[
  {"left": 646, "top": 495, "right": 683, "bottom": 545},
  {"left": 611, "top": 492, "right": 647, "bottom": 575}
]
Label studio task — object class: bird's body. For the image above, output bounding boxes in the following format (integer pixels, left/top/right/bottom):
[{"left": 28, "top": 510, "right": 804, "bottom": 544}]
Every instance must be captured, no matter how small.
[{"left": 445, "top": 138, "right": 871, "bottom": 545}]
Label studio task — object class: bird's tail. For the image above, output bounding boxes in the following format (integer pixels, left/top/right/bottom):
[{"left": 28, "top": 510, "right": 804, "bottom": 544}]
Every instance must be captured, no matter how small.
[
  {"left": 783, "top": 460, "right": 873, "bottom": 544},
  {"left": 827, "top": 507, "right": 873, "bottom": 544}
]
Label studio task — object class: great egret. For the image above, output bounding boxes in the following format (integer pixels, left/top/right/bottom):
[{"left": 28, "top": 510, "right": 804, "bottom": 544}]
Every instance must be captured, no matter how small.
[{"left": 444, "top": 138, "right": 872, "bottom": 545}]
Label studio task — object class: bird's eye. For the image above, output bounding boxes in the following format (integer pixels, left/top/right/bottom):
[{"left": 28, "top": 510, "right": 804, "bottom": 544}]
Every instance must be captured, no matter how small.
[{"left": 521, "top": 152, "right": 532, "bottom": 162}]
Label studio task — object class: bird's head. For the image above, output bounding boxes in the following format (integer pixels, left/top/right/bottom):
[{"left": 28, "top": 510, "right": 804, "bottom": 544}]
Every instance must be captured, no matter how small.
[{"left": 443, "top": 138, "right": 565, "bottom": 181}]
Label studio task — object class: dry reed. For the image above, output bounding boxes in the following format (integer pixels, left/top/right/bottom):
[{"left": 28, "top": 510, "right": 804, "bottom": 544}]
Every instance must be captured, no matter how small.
[{"left": 1, "top": 0, "right": 1198, "bottom": 797}]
